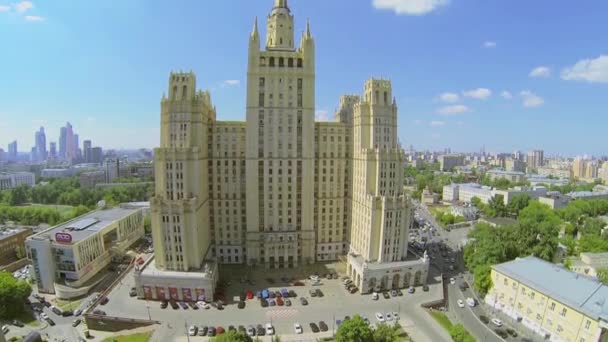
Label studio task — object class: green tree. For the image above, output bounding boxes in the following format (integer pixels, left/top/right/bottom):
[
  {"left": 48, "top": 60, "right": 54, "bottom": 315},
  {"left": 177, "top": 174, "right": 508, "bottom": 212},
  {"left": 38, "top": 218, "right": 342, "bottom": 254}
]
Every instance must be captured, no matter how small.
[
  {"left": 597, "top": 268, "right": 608, "bottom": 285},
  {"left": 580, "top": 218, "right": 606, "bottom": 236},
  {"left": 449, "top": 324, "right": 476, "bottom": 342},
  {"left": 144, "top": 215, "right": 152, "bottom": 233},
  {"left": 507, "top": 193, "right": 531, "bottom": 217},
  {"left": 0, "top": 271, "right": 32, "bottom": 319},
  {"left": 335, "top": 315, "right": 374, "bottom": 342},
  {"left": 211, "top": 331, "right": 253, "bottom": 342},
  {"left": 373, "top": 322, "right": 402, "bottom": 342},
  {"left": 473, "top": 264, "right": 493, "bottom": 296},
  {"left": 9, "top": 185, "right": 29, "bottom": 206},
  {"left": 14, "top": 245, "right": 26, "bottom": 259},
  {"left": 487, "top": 194, "right": 507, "bottom": 217}
]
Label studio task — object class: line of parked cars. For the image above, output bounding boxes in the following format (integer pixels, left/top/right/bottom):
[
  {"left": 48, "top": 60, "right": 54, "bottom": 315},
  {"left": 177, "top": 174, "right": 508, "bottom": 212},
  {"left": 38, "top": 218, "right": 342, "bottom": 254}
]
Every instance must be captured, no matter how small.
[{"left": 188, "top": 323, "right": 276, "bottom": 337}]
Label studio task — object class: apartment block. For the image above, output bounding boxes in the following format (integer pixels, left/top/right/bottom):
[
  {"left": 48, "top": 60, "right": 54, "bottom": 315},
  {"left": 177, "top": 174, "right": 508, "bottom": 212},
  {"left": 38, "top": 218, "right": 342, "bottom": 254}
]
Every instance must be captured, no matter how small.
[
  {"left": 487, "top": 256, "right": 608, "bottom": 341},
  {"left": 0, "top": 227, "right": 33, "bottom": 266},
  {"left": 438, "top": 154, "right": 465, "bottom": 171},
  {"left": 0, "top": 172, "right": 35, "bottom": 190},
  {"left": 487, "top": 169, "right": 526, "bottom": 183}
]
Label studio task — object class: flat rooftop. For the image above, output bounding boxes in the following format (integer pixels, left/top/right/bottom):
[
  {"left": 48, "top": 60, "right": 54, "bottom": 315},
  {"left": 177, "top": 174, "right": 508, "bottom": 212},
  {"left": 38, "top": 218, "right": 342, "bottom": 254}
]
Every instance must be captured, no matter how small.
[
  {"left": 138, "top": 258, "right": 216, "bottom": 280},
  {"left": 38, "top": 207, "right": 140, "bottom": 243},
  {"left": 0, "top": 227, "right": 29, "bottom": 240},
  {"left": 493, "top": 256, "right": 608, "bottom": 321}
]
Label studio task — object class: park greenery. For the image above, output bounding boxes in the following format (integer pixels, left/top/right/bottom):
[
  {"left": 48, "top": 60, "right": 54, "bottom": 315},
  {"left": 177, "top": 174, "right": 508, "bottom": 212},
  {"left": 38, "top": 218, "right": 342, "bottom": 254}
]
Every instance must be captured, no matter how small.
[
  {"left": 404, "top": 164, "right": 467, "bottom": 200},
  {"left": 0, "top": 176, "right": 152, "bottom": 226},
  {"left": 429, "top": 310, "right": 475, "bottom": 342},
  {"left": 335, "top": 315, "right": 405, "bottom": 342},
  {"left": 434, "top": 211, "right": 466, "bottom": 226},
  {"left": 0, "top": 271, "right": 32, "bottom": 319},
  {"left": 465, "top": 198, "right": 608, "bottom": 294},
  {"left": 472, "top": 193, "right": 531, "bottom": 219}
]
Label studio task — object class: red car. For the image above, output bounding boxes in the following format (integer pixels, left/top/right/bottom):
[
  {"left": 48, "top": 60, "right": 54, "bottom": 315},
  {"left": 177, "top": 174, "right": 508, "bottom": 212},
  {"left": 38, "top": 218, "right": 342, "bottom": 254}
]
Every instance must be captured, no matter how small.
[
  {"left": 276, "top": 297, "right": 284, "bottom": 306},
  {"left": 246, "top": 291, "right": 254, "bottom": 300},
  {"left": 216, "top": 327, "right": 225, "bottom": 335}
]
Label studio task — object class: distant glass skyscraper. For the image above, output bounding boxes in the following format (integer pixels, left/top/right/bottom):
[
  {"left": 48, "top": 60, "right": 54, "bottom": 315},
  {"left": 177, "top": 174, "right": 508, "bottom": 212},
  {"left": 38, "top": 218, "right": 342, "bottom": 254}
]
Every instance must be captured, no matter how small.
[
  {"left": 35, "top": 127, "right": 47, "bottom": 161},
  {"left": 83, "top": 140, "right": 92, "bottom": 163},
  {"left": 49, "top": 142, "right": 57, "bottom": 159},
  {"left": 8, "top": 141, "right": 17, "bottom": 160},
  {"left": 59, "top": 127, "right": 67, "bottom": 159}
]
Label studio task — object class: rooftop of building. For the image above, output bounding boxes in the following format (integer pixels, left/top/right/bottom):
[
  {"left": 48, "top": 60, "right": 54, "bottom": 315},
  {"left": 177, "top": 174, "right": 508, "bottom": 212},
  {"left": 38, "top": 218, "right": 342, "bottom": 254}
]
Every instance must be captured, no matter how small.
[
  {"left": 137, "top": 257, "right": 217, "bottom": 280},
  {"left": 0, "top": 226, "right": 29, "bottom": 240},
  {"left": 32, "top": 206, "right": 141, "bottom": 244},
  {"left": 487, "top": 169, "right": 525, "bottom": 175},
  {"left": 493, "top": 256, "right": 608, "bottom": 321},
  {"left": 568, "top": 191, "right": 608, "bottom": 198}
]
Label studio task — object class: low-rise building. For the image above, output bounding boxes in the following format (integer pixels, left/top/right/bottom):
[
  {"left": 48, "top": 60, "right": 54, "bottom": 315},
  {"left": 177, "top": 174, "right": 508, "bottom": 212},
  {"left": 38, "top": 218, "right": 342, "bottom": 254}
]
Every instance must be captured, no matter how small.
[
  {"left": 537, "top": 167, "right": 572, "bottom": 180},
  {"left": 79, "top": 171, "right": 106, "bottom": 188},
  {"left": 0, "top": 227, "right": 33, "bottom": 266},
  {"left": 421, "top": 187, "right": 439, "bottom": 205},
  {"left": 569, "top": 252, "right": 608, "bottom": 279},
  {"left": 0, "top": 172, "right": 35, "bottom": 190},
  {"left": 450, "top": 205, "right": 478, "bottom": 221},
  {"left": 26, "top": 205, "right": 144, "bottom": 298},
  {"left": 568, "top": 191, "right": 608, "bottom": 201},
  {"left": 487, "top": 169, "right": 526, "bottom": 183},
  {"left": 443, "top": 183, "right": 548, "bottom": 205},
  {"left": 539, "top": 192, "right": 571, "bottom": 210},
  {"left": 505, "top": 159, "right": 526, "bottom": 173},
  {"left": 487, "top": 256, "right": 608, "bottom": 342},
  {"left": 41, "top": 168, "right": 75, "bottom": 179}
]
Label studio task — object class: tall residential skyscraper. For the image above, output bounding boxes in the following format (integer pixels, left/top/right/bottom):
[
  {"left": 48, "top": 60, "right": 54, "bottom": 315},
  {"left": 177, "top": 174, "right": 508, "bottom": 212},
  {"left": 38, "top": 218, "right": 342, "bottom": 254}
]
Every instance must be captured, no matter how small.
[
  {"left": 59, "top": 127, "right": 67, "bottom": 159},
  {"left": 49, "top": 142, "right": 57, "bottom": 159},
  {"left": 526, "top": 149, "right": 544, "bottom": 172},
  {"left": 91, "top": 147, "right": 103, "bottom": 164},
  {"left": 34, "top": 127, "right": 47, "bottom": 161},
  {"left": 65, "top": 122, "right": 75, "bottom": 161},
  {"left": 83, "top": 140, "right": 92, "bottom": 163},
  {"left": 134, "top": 0, "right": 428, "bottom": 301},
  {"left": 8, "top": 141, "right": 17, "bottom": 160}
]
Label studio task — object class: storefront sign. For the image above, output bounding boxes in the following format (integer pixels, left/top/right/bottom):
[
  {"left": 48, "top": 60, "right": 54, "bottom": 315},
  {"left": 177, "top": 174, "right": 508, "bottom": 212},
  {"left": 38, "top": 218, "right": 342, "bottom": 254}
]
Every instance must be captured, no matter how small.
[
  {"left": 169, "top": 287, "right": 178, "bottom": 300},
  {"left": 143, "top": 286, "right": 152, "bottom": 299},
  {"left": 55, "top": 232, "right": 72, "bottom": 244},
  {"left": 155, "top": 287, "right": 166, "bottom": 300},
  {"left": 182, "top": 288, "right": 192, "bottom": 301},
  {"left": 195, "top": 288, "right": 205, "bottom": 301}
]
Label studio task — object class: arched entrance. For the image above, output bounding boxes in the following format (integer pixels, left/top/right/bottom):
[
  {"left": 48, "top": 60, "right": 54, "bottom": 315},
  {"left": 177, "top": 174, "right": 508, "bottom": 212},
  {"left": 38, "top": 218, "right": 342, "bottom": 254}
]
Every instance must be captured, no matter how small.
[
  {"left": 368, "top": 277, "right": 377, "bottom": 291},
  {"left": 403, "top": 273, "right": 411, "bottom": 288},
  {"left": 380, "top": 275, "right": 389, "bottom": 290},
  {"left": 392, "top": 274, "right": 401, "bottom": 289},
  {"left": 414, "top": 271, "right": 422, "bottom": 286}
]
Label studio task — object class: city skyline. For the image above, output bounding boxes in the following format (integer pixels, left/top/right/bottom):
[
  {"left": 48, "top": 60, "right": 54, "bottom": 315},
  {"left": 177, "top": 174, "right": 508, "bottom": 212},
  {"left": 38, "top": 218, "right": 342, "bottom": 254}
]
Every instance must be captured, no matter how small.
[{"left": 1, "top": 0, "right": 607, "bottom": 154}]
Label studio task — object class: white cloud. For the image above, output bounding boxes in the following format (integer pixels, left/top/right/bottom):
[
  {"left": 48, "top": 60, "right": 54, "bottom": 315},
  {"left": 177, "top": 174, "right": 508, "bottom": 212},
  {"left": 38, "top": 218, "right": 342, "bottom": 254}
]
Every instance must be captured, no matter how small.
[
  {"left": 437, "top": 92, "right": 459, "bottom": 103},
  {"left": 430, "top": 120, "right": 446, "bottom": 127},
  {"left": 462, "top": 88, "right": 492, "bottom": 100},
  {"left": 520, "top": 90, "right": 544, "bottom": 108},
  {"left": 561, "top": 55, "right": 608, "bottom": 83},
  {"left": 372, "top": 0, "right": 449, "bottom": 16},
  {"left": 315, "top": 110, "right": 330, "bottom": 122},
  {"left": 501, "top": 91, "right": 513, "bottom": 100},
  {"left": 437, "top": 104, "right": 470, "bottom": 115},
  {"left": 0, "top": 5, "right": 10, "bottom": 11},
  {"left": 221, "top": 79, "right": 240, "bottom": 87},
  {"left": 483, "top": 41, "right": 497, "bottom": 48},
  {"left": 15, "top": 1, "right": 33, "bottom": 13},
  {"left": 24, "top": 15, "right": 44, "bottom": 21},
  {"left": 529, "top": 66, "right": 551, "bottom": 78}
]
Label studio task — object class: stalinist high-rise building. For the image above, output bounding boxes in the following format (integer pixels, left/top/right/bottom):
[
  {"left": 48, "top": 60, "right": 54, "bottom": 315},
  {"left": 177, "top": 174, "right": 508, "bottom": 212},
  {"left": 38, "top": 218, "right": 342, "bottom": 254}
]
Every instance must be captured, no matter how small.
[{"left": 134, "top": 0, "right": 428, "bottom": 301}]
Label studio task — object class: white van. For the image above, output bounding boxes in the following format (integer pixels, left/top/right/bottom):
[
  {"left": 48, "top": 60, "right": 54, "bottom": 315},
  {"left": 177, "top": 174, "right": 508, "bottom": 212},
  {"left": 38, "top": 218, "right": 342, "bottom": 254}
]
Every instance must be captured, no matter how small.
[{"left": 466, "top": 297, "right": 476, "bottom": 307}]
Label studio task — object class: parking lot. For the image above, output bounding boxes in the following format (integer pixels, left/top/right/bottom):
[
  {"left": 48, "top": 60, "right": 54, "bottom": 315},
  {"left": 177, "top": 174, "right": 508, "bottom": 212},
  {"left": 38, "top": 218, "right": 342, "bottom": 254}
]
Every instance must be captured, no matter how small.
[{"left": 98, "top": 261, "right": 450, "bottom": 341}]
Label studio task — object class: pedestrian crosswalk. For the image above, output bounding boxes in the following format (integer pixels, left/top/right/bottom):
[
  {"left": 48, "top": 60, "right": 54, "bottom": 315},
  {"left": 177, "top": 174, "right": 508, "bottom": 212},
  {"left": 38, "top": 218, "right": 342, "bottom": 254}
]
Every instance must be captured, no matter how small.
[{"left": 265, "top": 308, "right": 300, "bottom": 320}]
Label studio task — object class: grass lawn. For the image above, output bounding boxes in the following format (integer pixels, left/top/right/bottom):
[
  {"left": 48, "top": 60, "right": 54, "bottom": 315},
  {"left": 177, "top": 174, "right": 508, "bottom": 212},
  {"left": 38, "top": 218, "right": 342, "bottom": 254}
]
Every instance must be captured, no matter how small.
[
  {"left": 27, "top": 203, "right": 75, "bottom": 215},
  {"left": 101, "top": 332, "right": 153, "bottom": 342},
  {"left": 52, "top": 298, "right": 83, "bottom": 311},
  {"left": 429, "top": 310, "right": 454, "bottom": 331}
]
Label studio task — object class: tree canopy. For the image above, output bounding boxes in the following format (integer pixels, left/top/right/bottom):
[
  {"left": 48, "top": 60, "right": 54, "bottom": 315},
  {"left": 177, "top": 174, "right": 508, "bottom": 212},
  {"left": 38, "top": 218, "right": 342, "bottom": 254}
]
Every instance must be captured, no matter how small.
[
  {"left": 335, "top": 316, "right": 403, "bottom": 342},
  {"left": 0, "top": 271, "right": 32, "bottom": 319},
  {"left": 211, "top": 331, "right": 253, "bottom": 342}
]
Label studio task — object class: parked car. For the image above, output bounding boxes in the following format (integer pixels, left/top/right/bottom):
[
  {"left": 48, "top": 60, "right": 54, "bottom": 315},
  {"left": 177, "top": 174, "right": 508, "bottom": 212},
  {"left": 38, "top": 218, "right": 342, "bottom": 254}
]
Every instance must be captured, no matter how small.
[
  {"left": 375, "top": 312, "right": 385, "bottom": 322},
  {"left": 408, "top": 286, "right": 415, "bottom": 294},
  {"left": 256, "top": 324, "right": 265, "bottom": 336},
  {"left": 169, "top": 300, "right": 179, "bottom": 310},
  {"left": 491, "top": 318, "right": 503, "bottom": 327},
  {"left": 178, "top": 301, "right": 188, "bottom": 309},
  {"left": 92, "top": 309, "right": 106, "bottom": 316},
  {"left": 285, "top": 298, "right": 292, "bottom": 306},
  {"left": 319, "top": 321, "right": 328, "bottom": 332},
  {"left": 207, "top": 327, "right": 216, "bottom": 336},
  {"left": 62, "top": 310, "right": 73, "bottom": 317},
  {"left": 349, "top": 286, "right": 358, "bottom": 294},
  {"left": 315, "top": 289, "right": 324, "bottom": 297},
  {"left": 385, "top": 313, "right": 393, "bottom": 321},
  {"left": 466, "top": 298, "right": 476, "bottom": 307},
  {"left": 457, "top": 299, "right": 465, "bottom": 308},
  {"left": 276, "top": 297, "right": 284, "bottom": 306},
  {"left": 506, "top": 328, "right": 518, "bottom": 337},
  {"left": 74, "top": 309, "right": 82, "bottom": 316},
  {"left": 160, "top": 300, "right": 168, "bottom": 309},
  {"left": 309, "top": 322, "right": 320, "bottom": 333},
  {"left": 228, "top": 325, "right": 236, "bottom": 332},
  {"left": 393, "top": 312, "right": 400, "bottom": 321},
  {"left": 261, "top": 299, "right": 269, "bottom": 307},
  {"left": 100, "top": 296, "right": 109, "bottom": 305},
  {"left": 288, "top": 290, "right": 297, "bottom": 297},
  {"left": 46, "top": 318, "right": 55, "bottom": 326},
  {"left": 12, "top": 320, "right": 24, "bottom": 327},
  {"left": 246, "top": 325, "right": 256, "bottom": 336},
  {"left": 1, "top": 326, "right": 8, "bottom": 334},
  {"left": 495, "top": 329, "right": 508, "bottom": 338},
  {"left": 265, "top": 323, "right": 275, "bottom": 335},
  {"left": 294, "top": 323, "right": 303, "bottom": 334},
  {"left": 300, "top": 297, "right": 308, "bottom": 305},
  {"left": 422, "top": 285, "right": 430, "bottom": 292},
  {"left": 382, "top": 291, "right": 390, "bottom": 299},
  {"left": 129, "top": 287, "right": 137, "bottom": 297},
  {"left": 238, "top": 301, "right": 246, "bottom": 309},
  {"left": 198, "top": 326, "right": 208, "bottom": 336},
  {"left": 480, "top": 315, "right": 490, "bottom": 324},
  {"left": 390, "top": 289, "right": 399, "bottom": 297}
]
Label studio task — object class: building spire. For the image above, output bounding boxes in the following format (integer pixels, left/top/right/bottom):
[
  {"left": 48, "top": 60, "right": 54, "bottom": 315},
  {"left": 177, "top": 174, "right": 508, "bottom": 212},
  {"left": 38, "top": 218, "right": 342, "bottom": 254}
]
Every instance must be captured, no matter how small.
[
  {"left": 251, "top": 16, "right": 259, "bottom": 40},
  {"left": 305, "top": 18, "right": 312, "bottom": 39},
  {"left": 274, "top": 0, "right": 288, "bottom": 9}
]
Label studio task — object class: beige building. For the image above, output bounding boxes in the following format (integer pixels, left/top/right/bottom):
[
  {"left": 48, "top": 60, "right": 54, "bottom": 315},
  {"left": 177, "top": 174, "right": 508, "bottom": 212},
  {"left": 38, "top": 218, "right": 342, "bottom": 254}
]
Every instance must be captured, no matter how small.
[
  {"left": 421, "top": 187, "right": 439, "bottom": 205},
  {"left": 526, "top": 150, "right": 544, "bottom": 172},
  {"left": 0, "top": 227, "right": 33, "bottom": 266},
  {"left": 569, "top": 252, "right": 608, "bottom": 279},
  {"left": 573, "top": 157, "right": 600, "bottom": 182},
  {"left": 487, "top": 169, "right": 526, "bottom": 183},
  {"left": 134, "top": 0, "right": 427, "bottom": 301},
  {"left": 505, "top": 158, "right": 526, "bottom": 173}
]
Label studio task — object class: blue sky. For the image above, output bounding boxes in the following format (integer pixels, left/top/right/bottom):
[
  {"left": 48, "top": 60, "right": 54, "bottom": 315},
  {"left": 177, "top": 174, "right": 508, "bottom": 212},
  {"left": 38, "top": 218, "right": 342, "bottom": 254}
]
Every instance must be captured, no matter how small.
[{"left": 0, "top": 0, "right": 607, "bottom": 156}]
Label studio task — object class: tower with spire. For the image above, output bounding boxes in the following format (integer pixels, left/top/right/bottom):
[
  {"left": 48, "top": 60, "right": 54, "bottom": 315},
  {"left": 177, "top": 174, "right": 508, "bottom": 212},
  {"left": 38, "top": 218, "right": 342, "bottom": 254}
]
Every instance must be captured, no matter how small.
[{"left": 245, "top": 0, "right": 316, "bottom": 267}]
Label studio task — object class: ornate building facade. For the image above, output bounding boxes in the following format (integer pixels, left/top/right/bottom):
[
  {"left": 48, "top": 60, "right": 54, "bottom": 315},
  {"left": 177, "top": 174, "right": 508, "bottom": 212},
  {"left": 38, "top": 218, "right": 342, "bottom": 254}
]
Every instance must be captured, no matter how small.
[{"left": 134, "top": 0, "right": 428, "bottom": 300}]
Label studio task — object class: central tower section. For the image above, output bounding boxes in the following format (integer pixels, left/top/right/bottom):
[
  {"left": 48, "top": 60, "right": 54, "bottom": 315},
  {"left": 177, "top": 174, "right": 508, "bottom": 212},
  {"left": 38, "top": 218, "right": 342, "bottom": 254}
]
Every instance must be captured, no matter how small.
[{"left": 245, "top": 1, "right": 316, "bottom": 268}]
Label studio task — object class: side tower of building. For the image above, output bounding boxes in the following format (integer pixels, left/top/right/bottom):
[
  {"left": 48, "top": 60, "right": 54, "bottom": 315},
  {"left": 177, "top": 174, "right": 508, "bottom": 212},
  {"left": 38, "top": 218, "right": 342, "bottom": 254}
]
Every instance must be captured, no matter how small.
[
  {"left": 245, "top": 0, "right": 316, "bottom": 268},
  {"left": 151, "top": 72, "right": 214, "bottom": 271},
  {"left": 346, "top": 79, "right": 428, "bottom": 293}
]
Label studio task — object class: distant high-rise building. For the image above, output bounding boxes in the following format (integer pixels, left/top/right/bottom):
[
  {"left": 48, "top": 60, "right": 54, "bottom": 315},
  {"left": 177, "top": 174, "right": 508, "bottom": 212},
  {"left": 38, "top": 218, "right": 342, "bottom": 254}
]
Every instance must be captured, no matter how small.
[
  {"left": 49, "top": 142, "right": 57, "bottom": 159},
  {"left": 573, "top": 157, "right": 599, "bottom": 180},
  {"left": 91, "top": 147, "right": 103, "bottom": 164},
  {"left": 526, "top": 150, "right": 544, "bottom": 172},
  {"left": 59, "top": 127, "right": 67, "bottom": 159},
  {"left": 65, "top": 122, "right": 75, "bottom": 161},
  {"left": 8, "top": 141, "right": 17, "bottom": 160},
  {"left": 30, "top": 147, "right": 37, "bottom": 162},
  {"left": 513, "top": 150, "right": 524, "bottom": 162},
  {"left": 34, "top": 127, "right": 47, "bottom": 161},
  {"left": 83, "top": 140, "right": 92, "bottom": 163}
]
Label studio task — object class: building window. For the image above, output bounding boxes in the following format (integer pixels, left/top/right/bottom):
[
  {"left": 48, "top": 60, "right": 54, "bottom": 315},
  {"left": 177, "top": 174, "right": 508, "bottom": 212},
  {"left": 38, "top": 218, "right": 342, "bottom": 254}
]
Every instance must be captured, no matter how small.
[
  {"left": 560, "top": 308, "right": 567, "bottom": 317},
  {"left": 259, "top": 77, "right": 265, "bottom": 87},
  {"left": 269, "top": 57, "right": 275, "bottom": 67},
  {"left": 550, "top": 302, "right": 556, "bottom": 311},
  {"left": 585, "top": 320, "right": 591, "bottom": 329}
]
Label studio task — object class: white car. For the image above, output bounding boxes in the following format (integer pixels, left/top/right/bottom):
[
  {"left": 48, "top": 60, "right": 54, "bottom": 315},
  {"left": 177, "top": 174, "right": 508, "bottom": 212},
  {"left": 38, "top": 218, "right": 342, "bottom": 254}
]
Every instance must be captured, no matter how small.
[
  {"left": 375, "top": 312, "right": 385, "bottom": 322},
  {"left": 491, "top": 318, "right": 503, "bottom": 327},
  {"left": 457, "top": 299, "right": 465, "bottom": 308},
  {"left": 188, "top": 325, "right": 197, "bottom": 336},
  {"left": 372, "top": 292, "right": 379, "bottom": 300},
  {"left": 1, "top": 325, "right": 8, "bottom": 334},
  {"left": 385, "top": 313, "right": 393, "bottom": 321},
  {"left": 196, "top": 301, "right": 210, "bottom": 309},
  {"left": 294, "top": 323, "right": 303, "bottom": 334},
  {"left": 393, "top": 312, "right": 400, "bottom": 321},
  {"left": 40, "top": 313, "right": 48, "bottom": 320},
  {"left": 265, "top": 323, "right": 275, "bottom": 335},
  {"left": 450, "top": 277, "right": 456, "bottom": 285},
  {"left": 466, "top": 297, "right": 476, "bottom": 307},
  {"left": 310, "top": 275, "right": 319, "bottom": 281}
]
